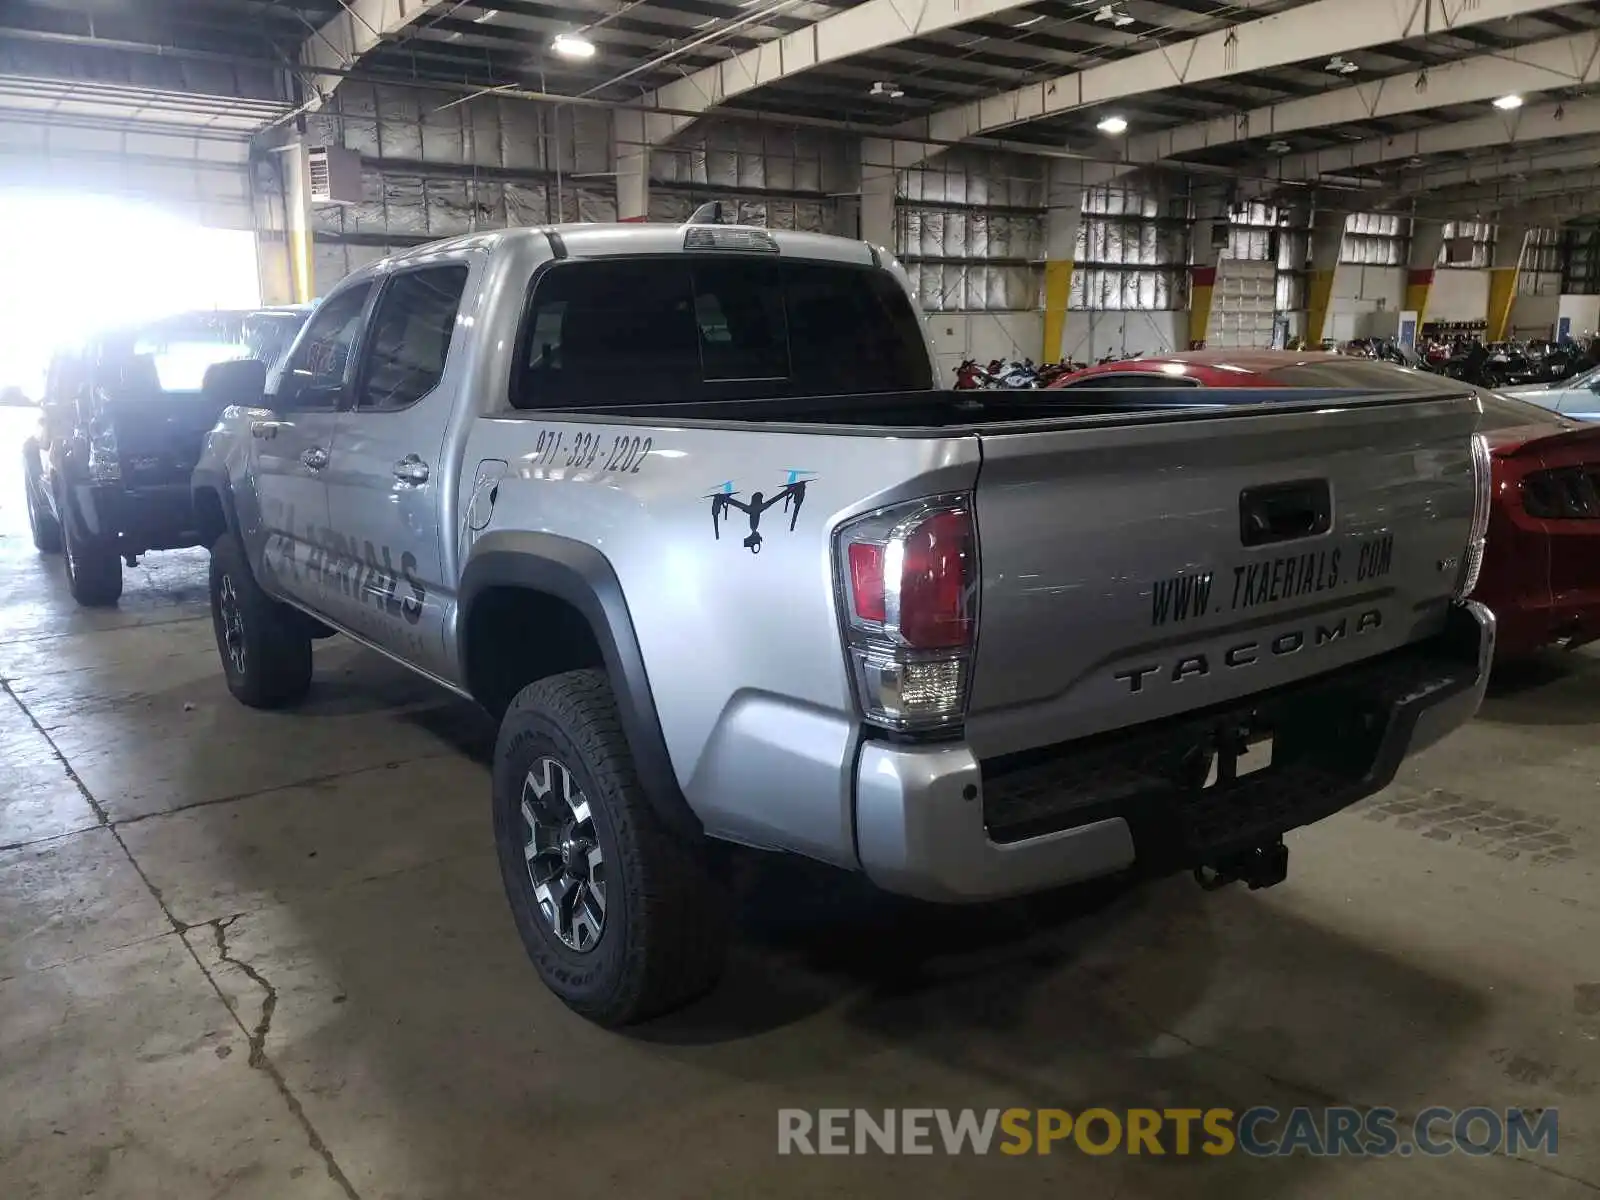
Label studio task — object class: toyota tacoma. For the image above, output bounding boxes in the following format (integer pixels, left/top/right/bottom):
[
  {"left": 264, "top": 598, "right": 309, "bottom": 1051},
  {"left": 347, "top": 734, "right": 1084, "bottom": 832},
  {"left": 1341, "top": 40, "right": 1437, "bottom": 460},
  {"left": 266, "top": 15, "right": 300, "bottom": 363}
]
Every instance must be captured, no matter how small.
[{"left": 192, "top": 221, "right": 1496, "bottom": 1025}]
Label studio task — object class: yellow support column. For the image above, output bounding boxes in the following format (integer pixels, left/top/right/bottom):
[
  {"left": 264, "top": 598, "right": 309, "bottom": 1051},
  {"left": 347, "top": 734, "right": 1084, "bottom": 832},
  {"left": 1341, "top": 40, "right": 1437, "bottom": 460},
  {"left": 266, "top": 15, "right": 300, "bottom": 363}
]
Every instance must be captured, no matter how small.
[
  {"left": 1187, "top": 265, "right": 1216, "bottom": 348},
  {"left": 1043, "top": 259, "right": 1073, "bottom": 363},
  {"left": 1403, "top": 269, "right": 1435, "bottom": 327},
  {"left": 1305, "top": 268, "right": 1338, "bottom": 346},
  {"left": 1486, "top": 225, "right": 1529, "bottom": 342},
  {"left": 285, "top": 142, "right": 316, "bottom": 304}
]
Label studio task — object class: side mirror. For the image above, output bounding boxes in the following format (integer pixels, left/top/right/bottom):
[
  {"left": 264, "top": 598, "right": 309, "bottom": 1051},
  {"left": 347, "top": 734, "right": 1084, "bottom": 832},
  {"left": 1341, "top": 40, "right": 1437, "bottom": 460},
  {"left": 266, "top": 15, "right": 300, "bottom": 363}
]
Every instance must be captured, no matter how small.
[
  {"left": 202, "top": 357, "right": 268, "bottom": 409},
  {"left": 0, "top": 385, "right": 33, "bottom": 408}
]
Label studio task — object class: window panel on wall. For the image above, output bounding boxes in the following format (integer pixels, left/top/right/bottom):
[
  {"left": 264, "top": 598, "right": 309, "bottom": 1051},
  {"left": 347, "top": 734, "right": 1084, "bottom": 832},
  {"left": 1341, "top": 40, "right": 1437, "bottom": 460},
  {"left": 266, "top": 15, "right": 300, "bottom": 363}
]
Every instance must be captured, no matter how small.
[{"left": 1440, "top": 220, "right": 1496, "bottom": 268}]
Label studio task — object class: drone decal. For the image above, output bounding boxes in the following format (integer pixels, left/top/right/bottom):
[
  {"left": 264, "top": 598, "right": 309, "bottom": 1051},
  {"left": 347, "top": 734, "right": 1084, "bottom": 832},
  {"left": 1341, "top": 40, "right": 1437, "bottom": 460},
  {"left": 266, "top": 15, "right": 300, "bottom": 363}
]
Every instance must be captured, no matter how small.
[{"left": 705, "top": 469, "right": 817, "bottom": 554}]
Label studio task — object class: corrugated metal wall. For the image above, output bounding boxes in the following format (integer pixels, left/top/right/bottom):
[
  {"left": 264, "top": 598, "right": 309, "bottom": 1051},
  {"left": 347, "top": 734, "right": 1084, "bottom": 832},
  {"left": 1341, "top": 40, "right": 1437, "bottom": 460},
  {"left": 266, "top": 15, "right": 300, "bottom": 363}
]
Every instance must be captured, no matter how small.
[
  {"left": 298, "top": 83, "right": 615, "bottom": 284},
  {"left": 897, "top": 150, "right": 1045, "bottom": 313},
  {"left": 1072, "top": 184, "right": 1190, "bottom": 311},
  {"left": 647, "top": 120, "right": 843, "bottom": 232}
]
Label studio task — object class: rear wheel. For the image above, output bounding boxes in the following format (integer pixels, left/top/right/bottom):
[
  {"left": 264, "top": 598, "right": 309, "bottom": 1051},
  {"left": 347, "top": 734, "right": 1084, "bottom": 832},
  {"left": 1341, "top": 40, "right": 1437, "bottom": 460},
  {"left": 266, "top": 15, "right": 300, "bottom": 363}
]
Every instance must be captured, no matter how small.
[
  {"left": 60, "top": 493, "right": 122, "bottom": 606},
  {"left": 23, "top": 460, "right": 60, "bottom": 553},
  {"left": 493, "top": 669, "right": 727, "bottom": 1025},
  {"left": 209, "top": 533, "right": 313, "bottom": 708}
]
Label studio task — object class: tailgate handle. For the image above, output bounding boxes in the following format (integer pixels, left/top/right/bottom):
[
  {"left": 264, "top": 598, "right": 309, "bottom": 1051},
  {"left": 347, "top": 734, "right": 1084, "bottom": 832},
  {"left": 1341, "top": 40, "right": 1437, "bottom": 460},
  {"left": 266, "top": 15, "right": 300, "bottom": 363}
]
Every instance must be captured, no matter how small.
[{"left": 1240, "top": 480, "right": 1331, "bottom": 547}]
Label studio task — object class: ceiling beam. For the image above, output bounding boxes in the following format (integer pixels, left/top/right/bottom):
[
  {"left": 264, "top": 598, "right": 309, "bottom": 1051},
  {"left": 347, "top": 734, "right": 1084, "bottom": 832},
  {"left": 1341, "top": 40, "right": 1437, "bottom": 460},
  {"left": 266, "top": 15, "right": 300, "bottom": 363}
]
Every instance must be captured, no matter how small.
[
  {"left": 635, "top": 0, "right": 1042, "bottom": 146},
  {"left": 1263, "top": 95, "right": 1600, "bottom": 182},
  {"left": 890, "top": 0, "right": 1576, "bottom": 146},
  {"left": 300, "top": 0, "right": 457, "bottom": 110},
  {"left": 1411, "top": 165, "right": 1600, "bottom": 220},
  {"left": 1389, "top": 139, "right": 1600, "bottom": 195},
  {"left": 1131, "top": 29, "right": 1600, "bottom": 163}
]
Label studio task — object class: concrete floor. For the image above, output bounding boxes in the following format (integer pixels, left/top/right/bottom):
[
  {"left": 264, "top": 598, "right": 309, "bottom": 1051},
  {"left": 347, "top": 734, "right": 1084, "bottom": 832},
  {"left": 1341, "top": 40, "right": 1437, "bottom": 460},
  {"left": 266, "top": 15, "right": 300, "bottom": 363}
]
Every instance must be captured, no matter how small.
[{"left": 0, "top": 412, "right": 1596, "bottom": 1199}]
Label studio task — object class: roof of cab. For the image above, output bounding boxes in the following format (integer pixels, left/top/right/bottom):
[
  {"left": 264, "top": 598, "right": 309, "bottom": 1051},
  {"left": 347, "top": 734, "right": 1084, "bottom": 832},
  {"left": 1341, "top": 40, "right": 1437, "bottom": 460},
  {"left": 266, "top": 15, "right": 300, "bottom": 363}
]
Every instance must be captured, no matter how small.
[{"left": 378, "top": 222, "right": 877, "bottom": 269}]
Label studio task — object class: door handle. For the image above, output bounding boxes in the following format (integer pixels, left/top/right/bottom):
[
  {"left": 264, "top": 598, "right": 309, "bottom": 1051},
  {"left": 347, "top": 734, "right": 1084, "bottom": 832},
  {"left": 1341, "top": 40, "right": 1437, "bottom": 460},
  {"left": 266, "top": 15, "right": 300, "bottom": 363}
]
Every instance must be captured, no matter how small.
[
  {"left": 301, "top": 447, "right": 330, "bottom": 471},
  {"left": 393, "top": 455, "right": 430, "bottom": 486},
  {"left": 251, "top": 420, "right": 286, "bottom": 440}
]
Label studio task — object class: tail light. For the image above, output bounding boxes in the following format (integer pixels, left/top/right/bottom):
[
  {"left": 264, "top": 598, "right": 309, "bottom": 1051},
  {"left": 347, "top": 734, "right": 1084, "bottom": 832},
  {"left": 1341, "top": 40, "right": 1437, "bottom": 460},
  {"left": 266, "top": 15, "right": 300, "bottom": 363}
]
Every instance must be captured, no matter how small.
[
  {"left": 1457, "top": 432, "right": 1491, "bottom": 599},
  {"left": 834, "top": 495, "right": 978, "bottom": 732}
]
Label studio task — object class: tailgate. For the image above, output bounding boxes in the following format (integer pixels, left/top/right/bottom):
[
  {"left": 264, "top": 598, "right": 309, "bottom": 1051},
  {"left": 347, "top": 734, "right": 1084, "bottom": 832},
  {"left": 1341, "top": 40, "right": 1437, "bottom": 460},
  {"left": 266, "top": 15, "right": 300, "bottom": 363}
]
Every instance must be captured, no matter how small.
[{"left": 966, "top": 392, "right": 1481, "bottom": 760}]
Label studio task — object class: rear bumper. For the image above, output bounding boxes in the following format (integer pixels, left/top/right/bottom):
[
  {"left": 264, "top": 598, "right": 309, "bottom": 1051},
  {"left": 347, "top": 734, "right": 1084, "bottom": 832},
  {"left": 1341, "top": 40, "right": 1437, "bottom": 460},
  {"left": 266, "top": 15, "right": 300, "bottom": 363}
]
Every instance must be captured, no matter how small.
[
  {"left": 854, "top": 602, "right": 1494, "bottom": 902},
  {"left": 72, "top": 482, "right": 201, "bottom": 551}
]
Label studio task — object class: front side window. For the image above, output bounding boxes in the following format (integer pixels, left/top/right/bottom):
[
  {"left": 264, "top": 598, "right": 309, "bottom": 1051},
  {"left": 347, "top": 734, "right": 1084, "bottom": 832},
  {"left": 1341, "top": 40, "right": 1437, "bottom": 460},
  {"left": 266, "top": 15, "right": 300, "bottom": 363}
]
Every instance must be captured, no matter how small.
[
  {"left": 514, "top": 257, "right": 931, "bottom": 408},
  {"left": 283, "top": 282, "right": 375, "bottom": 406},
  {"left": 357, "top": 266, "right": 471, "bottom": 410}
]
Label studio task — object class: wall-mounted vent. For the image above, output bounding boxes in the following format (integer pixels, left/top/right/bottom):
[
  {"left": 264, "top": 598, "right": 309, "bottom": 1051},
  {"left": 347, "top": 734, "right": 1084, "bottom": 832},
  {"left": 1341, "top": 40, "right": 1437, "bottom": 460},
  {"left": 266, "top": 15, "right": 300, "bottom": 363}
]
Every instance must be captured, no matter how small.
[{"left": 307, "top": 145, "right": 362, "bottom": 205}]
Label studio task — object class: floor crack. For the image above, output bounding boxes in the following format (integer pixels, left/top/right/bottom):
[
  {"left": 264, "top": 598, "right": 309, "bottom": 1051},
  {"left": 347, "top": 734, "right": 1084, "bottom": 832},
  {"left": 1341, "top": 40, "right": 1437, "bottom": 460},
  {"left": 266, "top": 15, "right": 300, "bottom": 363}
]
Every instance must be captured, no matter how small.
[
  {"left": 210, "top": 915, "right": 278, "bottom": 1070},
  {"left": 199, "top": 915, "right": 361, "bottom": 1200}
]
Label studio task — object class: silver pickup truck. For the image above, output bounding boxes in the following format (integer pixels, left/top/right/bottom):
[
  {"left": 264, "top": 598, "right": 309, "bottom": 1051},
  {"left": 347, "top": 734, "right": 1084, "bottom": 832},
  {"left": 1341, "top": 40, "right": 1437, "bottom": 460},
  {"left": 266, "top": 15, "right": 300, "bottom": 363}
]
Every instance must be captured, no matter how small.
[{"left": 194, "top": 222, "right": 1495, "bottom": 1025}]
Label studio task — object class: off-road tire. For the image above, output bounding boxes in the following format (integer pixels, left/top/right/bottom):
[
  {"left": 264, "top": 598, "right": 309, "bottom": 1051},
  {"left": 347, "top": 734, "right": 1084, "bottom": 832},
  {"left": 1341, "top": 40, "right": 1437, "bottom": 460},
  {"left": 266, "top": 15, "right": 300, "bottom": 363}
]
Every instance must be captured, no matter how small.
[
  {"left": 209, "top": 533, "right": 313, "bottom": 708},
  {"left": 60, "top": 492, "right": 122, "bottom": 606},
  {"left": 23, "top": 459, "right": 61, "bottom": 553},
  {"left": 493, "top": 669, "right": 727, "bottom": 1025}
]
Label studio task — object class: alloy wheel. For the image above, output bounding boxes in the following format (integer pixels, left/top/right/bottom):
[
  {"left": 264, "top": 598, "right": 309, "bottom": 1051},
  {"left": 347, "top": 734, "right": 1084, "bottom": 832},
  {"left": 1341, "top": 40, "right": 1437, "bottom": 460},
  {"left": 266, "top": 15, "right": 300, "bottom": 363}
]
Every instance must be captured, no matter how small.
[
  {"left": 218, "top": 574, "right": 248, "bottom": 676},
  {"left": 521, "top": 756, "right": 607, "bottom": 952}
]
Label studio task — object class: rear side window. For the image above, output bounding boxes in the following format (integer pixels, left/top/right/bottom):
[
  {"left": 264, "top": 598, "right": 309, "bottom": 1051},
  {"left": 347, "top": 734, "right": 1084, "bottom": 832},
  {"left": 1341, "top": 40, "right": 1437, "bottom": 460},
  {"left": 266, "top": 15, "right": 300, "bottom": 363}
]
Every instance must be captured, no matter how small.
[
  {"left": 514, "top": 257, "right": 931, "bottom": 408},
  {"left": 358, "top": 266, "right": 471, "bottom": 410},
  {"left": 1056, "top": 373, "right": 1200, "bottom": 390}
]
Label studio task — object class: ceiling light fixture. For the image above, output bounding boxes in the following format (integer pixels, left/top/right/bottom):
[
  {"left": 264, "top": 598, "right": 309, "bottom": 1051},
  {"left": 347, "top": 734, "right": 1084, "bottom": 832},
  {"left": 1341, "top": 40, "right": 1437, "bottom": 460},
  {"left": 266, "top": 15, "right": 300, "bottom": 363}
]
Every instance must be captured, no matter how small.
[
  {"left": 870, "top": 80, "right": 906, "bottom": 98},
  {"left": 1014, "top": 14, "right": 1046, "bottom": 27},
  {"left": 1093, "top": 5, "right": 1135, "bottom": 27},
  {"left": 1324, "top": 55, "right": 1358, "bottom": 74},
  {"left": 1493, "top": 93, "right": 1524, "bottom": 110},
  {"left": 1097, "top": 114, "right": 1128, "bottom": 134},
  {"left": 1267, "top": 139, "right": 1291, "bottom": 154},
  {"left": 552, "top": 32, "right": 596, "bottom": 59}
]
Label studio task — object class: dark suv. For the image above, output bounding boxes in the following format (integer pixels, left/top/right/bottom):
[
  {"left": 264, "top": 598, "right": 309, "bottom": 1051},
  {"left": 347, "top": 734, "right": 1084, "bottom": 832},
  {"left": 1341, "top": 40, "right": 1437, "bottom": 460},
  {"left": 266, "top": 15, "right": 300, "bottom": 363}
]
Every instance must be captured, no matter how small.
[{"left": 23, "top": 307, "right": 311, "bottom": 605}]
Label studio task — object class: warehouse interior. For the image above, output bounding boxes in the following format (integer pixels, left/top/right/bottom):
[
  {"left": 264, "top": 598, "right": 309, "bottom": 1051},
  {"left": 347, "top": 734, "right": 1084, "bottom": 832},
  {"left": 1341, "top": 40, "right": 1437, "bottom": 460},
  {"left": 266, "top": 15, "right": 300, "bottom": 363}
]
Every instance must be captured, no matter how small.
[{"left": 1, "top": 0, "right": 1598, "bottom": 1196}]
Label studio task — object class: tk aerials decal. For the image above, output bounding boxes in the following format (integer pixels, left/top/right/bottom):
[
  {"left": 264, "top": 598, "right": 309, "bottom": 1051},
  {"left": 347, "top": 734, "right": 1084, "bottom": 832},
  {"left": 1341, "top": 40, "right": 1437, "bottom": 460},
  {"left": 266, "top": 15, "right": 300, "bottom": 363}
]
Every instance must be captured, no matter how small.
[{"left": 706, "top": 470, "right": 816, "bottom": 554}]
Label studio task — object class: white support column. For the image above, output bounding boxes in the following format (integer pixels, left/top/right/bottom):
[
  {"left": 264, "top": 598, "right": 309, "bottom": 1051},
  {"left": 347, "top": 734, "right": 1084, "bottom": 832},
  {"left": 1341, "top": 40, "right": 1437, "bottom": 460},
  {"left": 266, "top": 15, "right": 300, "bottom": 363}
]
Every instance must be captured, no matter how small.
[
  {"left": 1404, "top": 222, "right": 1446, "bottom": 327},
  {"left": 1043, "top": 161, "right": 1084, "bottom": 362},
  {"left": 1305, "top": 209, "right": 1345, "bottom": 347},
  {"left": 614, "top": 110, "right": 649, "bottom": 222},
  {"left": 859, "top": 137, "right": 903, "bottom": 254}
]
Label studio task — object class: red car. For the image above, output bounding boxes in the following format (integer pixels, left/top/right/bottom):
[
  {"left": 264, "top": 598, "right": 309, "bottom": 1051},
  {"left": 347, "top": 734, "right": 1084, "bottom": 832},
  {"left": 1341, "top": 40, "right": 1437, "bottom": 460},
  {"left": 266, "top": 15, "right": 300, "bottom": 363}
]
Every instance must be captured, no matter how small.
[{"left": 1050, "top": 351, "right": 1600, "bottom": 660}]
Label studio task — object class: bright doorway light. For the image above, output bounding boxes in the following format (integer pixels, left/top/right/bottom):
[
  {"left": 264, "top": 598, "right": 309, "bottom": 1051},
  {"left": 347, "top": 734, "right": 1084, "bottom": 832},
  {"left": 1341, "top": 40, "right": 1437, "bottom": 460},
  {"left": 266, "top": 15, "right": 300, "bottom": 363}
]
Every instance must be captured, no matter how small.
[{"left": 0, "top": 190, "right": 259, "bottom": 399}]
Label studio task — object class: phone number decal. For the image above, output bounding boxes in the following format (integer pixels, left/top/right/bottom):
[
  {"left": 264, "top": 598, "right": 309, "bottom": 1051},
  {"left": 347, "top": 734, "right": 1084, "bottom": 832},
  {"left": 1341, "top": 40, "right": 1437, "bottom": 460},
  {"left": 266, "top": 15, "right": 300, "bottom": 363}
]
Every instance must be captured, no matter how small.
[{"left": 530, "top": 429, "right": 653, "bottom": 474}]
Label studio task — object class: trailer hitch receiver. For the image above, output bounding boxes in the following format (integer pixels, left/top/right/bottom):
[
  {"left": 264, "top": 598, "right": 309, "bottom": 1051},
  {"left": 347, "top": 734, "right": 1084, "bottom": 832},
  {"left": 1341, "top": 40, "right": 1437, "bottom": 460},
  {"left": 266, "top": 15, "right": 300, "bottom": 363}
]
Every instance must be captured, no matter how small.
[{"left": 1194, "top": 839, "right": 1289, "bottom": 891}]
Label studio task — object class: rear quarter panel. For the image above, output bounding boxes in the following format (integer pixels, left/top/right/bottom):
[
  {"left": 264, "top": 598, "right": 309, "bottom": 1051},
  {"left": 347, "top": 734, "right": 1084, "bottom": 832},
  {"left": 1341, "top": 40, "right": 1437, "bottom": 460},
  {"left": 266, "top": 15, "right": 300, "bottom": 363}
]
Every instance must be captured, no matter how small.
[{"left": 456, "top": 415, "right": 978, "bottom": 862}]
